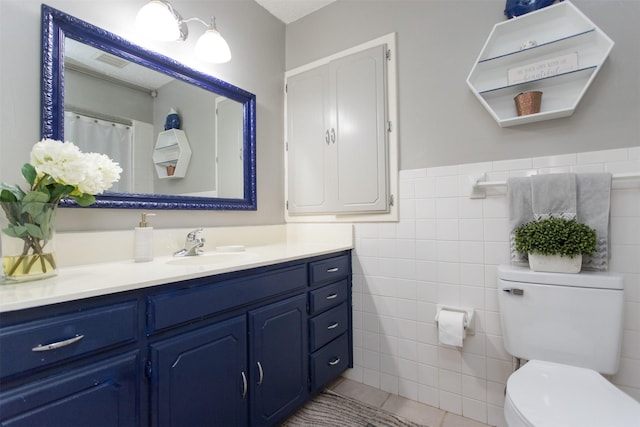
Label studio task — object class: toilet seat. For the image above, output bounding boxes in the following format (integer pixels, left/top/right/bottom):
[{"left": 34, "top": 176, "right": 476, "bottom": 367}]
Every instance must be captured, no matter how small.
[{"left": 504, "top": 360, "right": 640, "bottom": 427}]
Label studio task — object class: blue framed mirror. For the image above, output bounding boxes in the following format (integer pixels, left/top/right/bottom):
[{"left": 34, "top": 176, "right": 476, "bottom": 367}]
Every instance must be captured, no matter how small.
[{"left": 41, "top": 4, "right": 256, "bottom": 210}]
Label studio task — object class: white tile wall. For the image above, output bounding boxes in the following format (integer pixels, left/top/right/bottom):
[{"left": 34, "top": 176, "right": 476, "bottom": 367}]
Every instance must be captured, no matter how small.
[{"left": 346, "top": 147, "right": 640, "bottom": 427}]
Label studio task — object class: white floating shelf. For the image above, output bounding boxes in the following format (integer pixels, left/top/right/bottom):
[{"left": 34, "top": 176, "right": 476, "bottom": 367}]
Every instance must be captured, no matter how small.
[
  {"left": 466, "top": 1, "right": 614, "bottom": 127},
  {"left": 152, "top": 129, "right": 192, "bottom": 179}
]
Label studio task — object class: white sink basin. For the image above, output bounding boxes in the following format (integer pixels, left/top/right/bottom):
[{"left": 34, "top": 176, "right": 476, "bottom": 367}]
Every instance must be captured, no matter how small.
[{"left": 166, "top": 251, "right": 260, "bottom": 266}]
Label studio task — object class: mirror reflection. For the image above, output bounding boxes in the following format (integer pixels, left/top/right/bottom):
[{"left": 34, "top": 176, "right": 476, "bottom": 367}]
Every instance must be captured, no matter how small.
[
  {"left": 64, "top": 39, "right": 244, "bottom": 198},
  {"left": 42, "top": 4, "right": 257, "bottom": 210}
]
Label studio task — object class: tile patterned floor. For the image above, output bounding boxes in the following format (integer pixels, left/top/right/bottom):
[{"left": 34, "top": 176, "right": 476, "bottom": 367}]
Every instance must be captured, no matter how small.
[{"left": 328, "top": 378, "right": 491, "bottom": 427}]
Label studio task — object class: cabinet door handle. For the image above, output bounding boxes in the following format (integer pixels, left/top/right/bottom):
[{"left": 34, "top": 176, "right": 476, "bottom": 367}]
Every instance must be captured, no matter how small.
[
  {"left": 31, "top": 334, "right": 84, "bottom": 352},
  {"left": 330, "top": 128, "right": 336, "bottom": 143},
  {"left": 328, "top": 357, "right": 341, "bottom": 366},
  {"left": 241, "top": 371, "right": 248, "bottom": 399},
  {"left": 327, "top": 267, "right": 339, "bottom": 273},
  {"left": 327, "top": 322, "right": 339, "bottom": 330},
  {"left": 325, "top": 130, "right": 330, "bottom": 145},
  {"left": 326, "top": 293, "right": 338, "bottom": 300},
  {"left": 257, "top": 361, "right": 264, "bottom": 386}
]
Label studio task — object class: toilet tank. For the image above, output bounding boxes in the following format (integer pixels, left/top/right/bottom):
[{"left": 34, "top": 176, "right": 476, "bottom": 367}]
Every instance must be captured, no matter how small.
[{"left": 498, "top": 265, "right": 624, "bottom": 375}]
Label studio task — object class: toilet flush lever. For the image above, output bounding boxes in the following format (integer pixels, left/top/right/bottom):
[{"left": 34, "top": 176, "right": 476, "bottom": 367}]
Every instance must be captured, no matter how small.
[{"left": 503, "top": 288, "right": 524, "bottom": 296}]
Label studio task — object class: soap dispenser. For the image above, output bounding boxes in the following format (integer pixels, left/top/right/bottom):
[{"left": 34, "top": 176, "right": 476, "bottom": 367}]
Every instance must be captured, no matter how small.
[{"left": 135, "top": 213, "right": 156, "bottom": 263}]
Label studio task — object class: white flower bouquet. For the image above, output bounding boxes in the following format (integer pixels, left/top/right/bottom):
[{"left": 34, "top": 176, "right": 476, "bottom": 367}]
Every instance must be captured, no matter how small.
[{"left": 0, "top": 139, "right": 121, "bottom": 280}]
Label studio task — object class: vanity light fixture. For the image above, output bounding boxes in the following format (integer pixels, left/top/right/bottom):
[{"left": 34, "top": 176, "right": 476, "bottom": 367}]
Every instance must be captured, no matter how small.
[{"left": 135, "top": 0, "right": 231, "bottom": 63}]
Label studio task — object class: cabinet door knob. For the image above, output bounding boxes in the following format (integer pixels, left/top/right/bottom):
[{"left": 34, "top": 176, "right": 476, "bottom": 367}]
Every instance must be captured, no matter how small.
[
  {"left": 326, "top": 293, "right": 338, "bottom": 300},
  {"left": 327, "top": 322, "right": 339, "bottom": 330},
  {"left": 257, "top": 361, "right": 264, "bottom": 385},
  {"left": 31, "top": 334, "right": 84, "bottom": 352},
  {"left": 241, "top": 371, "right": 248, "bottom": 399},
  {"left": 328, "top": 357, "right": 341, "bottom": 366},
  {"left": 327, "top": 267, "right": 339, "bottom": 273},
  {"left": 325, "top": 130, "right": 330, "bottom": 145},
  {"left": 330, "top": 128, "right": 336, "bottom": 143}
]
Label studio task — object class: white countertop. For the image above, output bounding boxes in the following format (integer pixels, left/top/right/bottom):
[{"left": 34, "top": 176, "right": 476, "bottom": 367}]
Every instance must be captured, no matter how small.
[{"left": 0, "top": 224, "right": 353, "bottom": 313}]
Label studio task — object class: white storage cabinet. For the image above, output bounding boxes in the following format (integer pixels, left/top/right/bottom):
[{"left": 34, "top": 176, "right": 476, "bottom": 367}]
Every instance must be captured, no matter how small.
[{"left": 286, "top": 45, "right": 389, "bottom": 214}]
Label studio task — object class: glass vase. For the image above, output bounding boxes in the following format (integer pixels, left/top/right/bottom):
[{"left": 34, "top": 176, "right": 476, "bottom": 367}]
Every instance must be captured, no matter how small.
[{"left": 0, "top": 201, "right": 58, "bottom": 282}]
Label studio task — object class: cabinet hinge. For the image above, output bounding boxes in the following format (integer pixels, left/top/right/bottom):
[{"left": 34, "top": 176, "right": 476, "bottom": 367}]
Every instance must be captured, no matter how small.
[
  {"left": 285, "top": 142, "right": 288, "bottom": 151},
  {"left": 389, "top": 194, "right": 394, "bottom": 207},
  {"left": 387, "top": 121, "right": 392, "bottom": 133},
  {"left": 285, "top": 83, "right": 288, "bottom": 93},
  {"left": 386, "top": 49, "right": 391, "bottom": 61},
  {"left": 286, "top": 200, "right": 289, "bottom": 210},
  {"left": 145, "top": 359, "right": 153, "bottom": 380}
]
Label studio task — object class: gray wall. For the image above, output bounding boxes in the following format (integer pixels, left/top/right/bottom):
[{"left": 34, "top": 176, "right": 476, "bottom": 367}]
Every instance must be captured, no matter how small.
[
  {"left": 0, "top": 0, "right": 286, "bottom": 231},
  {"left": 2, "top": 0, "right": 637, "bottom": 233},
  {"left": 286, "top": 0, "right": 640, "bottom": 170}
]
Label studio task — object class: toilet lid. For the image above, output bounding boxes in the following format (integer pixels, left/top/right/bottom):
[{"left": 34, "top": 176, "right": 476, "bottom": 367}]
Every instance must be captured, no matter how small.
[{"left": 507, "top": 360, "right": 640, "bottom": 427}]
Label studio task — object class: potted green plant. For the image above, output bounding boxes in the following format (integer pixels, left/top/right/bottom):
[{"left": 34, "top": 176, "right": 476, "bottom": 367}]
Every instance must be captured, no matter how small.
[{"left": 514, "top": 217, "right": 597, "bottom": 273}]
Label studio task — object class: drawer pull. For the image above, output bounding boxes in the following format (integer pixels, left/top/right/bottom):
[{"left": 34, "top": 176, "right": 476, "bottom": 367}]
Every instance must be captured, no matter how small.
[
  {"left": 326, "top": 293, "right": 338, "bottom": 300},
  {"left": 241, "top": 371, "right": 248, "bottom": 399},
  {"left": 327, "top": 322, "right": 339, "bottom": 330},
  {"left": 328, "top": 357, "right": 341, "bottom": 366},
  {"left": 257, "top": 361, "right": 264, "bottom": 386},
  {"left": 31, "top": 334, "right": 84, "bottom": 352},
  {"left": 326, "top": 267, "right": 339, "bottom": 273}
]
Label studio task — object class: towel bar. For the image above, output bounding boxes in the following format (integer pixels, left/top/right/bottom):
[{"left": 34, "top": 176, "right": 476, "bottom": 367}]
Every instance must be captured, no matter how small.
[{"left": 469, "top": 172, "right": 640, "bottom": 199}]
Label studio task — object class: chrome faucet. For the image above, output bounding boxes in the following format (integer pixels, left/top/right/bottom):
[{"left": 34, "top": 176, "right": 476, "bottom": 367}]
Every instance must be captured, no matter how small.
[{"left": 173, "top": 228, "right": 205, "bottom": 257}]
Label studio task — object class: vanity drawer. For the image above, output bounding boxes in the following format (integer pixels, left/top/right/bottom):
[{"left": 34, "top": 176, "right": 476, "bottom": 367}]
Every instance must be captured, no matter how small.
[
  {"left": 310, "top": 333, "right": 349, "bottom": 391},
  {"left": 309, "top": 254, "right": 350, "bottom": 286},
  {"left": 309, "top": 279, "right": 348, "bottom": 315},
  {"left": 309, "top": 302, "right": 348, "bottom": 351},
  {"left": 148, "top": 264, "right": 307, "bottom": 333},
  {"left": 0, "top": 301, "right": 137, "bottom": 379}
]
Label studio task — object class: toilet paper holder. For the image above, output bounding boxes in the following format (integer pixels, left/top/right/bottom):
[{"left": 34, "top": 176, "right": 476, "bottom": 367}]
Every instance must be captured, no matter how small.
[{"left": 435, "top": 305, "right": 475, "bottom": 335}]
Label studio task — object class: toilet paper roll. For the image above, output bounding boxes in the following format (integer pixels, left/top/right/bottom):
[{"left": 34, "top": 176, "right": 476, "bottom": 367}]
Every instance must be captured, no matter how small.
[{"left": 438, "top": 310, "right": 467, "bottom": 347}]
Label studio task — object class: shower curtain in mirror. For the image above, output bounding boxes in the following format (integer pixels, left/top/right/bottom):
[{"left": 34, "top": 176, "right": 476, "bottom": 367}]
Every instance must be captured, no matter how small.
[{"left": 64, "top": 111, "right": 133, "bottom": 193}]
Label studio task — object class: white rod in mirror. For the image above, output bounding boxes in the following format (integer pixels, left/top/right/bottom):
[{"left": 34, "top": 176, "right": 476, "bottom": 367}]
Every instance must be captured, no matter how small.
[{"left": 469, "top": 172, "right": 640, "bottom": 199}]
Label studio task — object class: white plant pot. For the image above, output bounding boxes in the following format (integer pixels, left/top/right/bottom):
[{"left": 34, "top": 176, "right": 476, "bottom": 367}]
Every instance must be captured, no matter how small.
[{"left": 528, "top": 253, "right": 582, "bottom": 274}]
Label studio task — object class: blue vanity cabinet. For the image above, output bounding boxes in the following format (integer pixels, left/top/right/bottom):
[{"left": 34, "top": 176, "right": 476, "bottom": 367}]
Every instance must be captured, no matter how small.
[
  {"left": 0, "top": 301, "right": 140, "bottom": 426},
  {"left": 0, "top": 250, "right": 352, "bottom": 427},
  {"left": 249, "top": 294, "right": 308, "bottom": 427},
  {"left": 149, "top": 315, "right": 248, "bottom": 427},
  {"left": 148, "top": 294, "right": 309, "bottom": 427},
  {"left": 146, "top": 262, "right": 311, "bottom": 427},
  {"left": 307, "top": 254, "right": 353, "bottom": 392},
  {"left": 0, "top": 353, "right": 139, "bottom": 427}
]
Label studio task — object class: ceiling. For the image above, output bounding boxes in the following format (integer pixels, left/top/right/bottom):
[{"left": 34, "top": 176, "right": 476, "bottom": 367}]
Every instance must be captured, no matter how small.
[
  {"left": 254, "top": 0, "right": 337, "bottom": 24},
  {"left": 65, "top": 38, "right": 174, "bottom": 91}
]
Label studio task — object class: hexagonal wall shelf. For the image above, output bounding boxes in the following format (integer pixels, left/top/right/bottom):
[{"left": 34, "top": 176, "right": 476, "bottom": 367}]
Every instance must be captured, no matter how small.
[
  {"left": 466, "top": 1, "right": 614, "bottom": 127},
  {"left": 152, "top": 129, "right": 192, "bottom": 179}
]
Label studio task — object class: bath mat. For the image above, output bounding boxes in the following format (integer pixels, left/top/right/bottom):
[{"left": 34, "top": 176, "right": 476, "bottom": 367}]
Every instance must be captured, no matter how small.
[{"left": 281, "top": 389, "right": 428, "bottom": 427}]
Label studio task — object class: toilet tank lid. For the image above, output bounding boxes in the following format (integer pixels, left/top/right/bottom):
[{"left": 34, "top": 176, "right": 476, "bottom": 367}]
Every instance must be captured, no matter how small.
[{"left": 498, "top": 265, "right": 623, "bottom": 290}]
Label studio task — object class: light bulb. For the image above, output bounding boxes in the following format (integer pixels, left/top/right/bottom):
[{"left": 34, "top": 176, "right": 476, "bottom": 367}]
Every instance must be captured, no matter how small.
[
  {"left": 195, "top": 28, "right": 232, "bottom": 63},
  {"left": 135, "top": 1, "right": 182, "bottom": 41}
]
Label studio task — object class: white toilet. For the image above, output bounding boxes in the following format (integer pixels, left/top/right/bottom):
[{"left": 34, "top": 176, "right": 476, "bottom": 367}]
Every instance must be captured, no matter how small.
[{"left": 498, "top": 265, "right": 640, "bottom": 427}]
